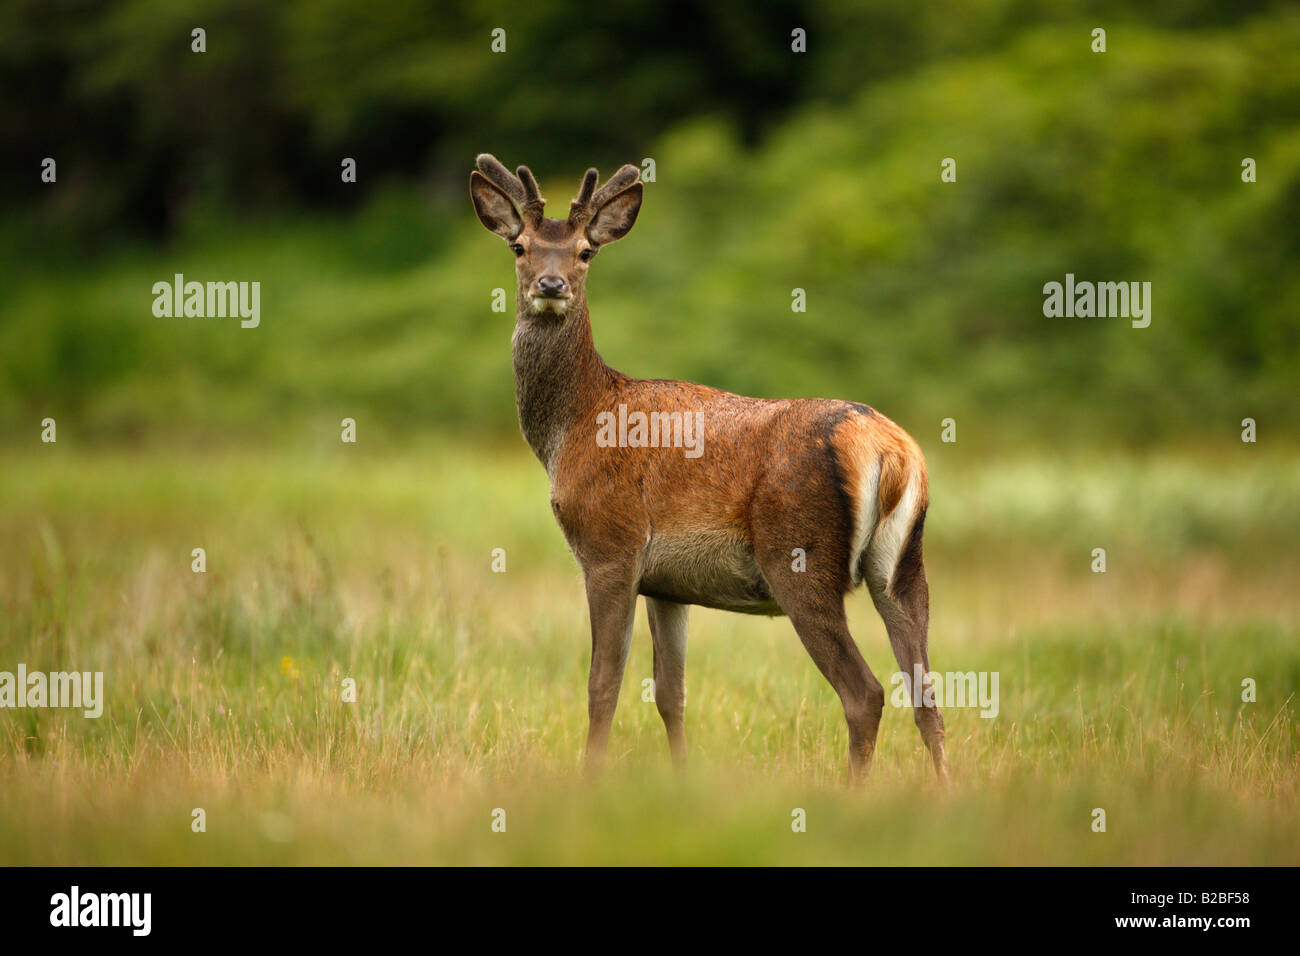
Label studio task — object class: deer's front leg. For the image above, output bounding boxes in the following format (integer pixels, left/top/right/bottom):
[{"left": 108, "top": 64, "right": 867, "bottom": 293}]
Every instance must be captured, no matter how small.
[{"left": 581, "top": 560, "right": 640, "bottom": 773}]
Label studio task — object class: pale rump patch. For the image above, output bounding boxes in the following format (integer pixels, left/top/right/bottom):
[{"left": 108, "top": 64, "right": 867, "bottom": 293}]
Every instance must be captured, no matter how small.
[
  {"left": 865, "top": 465, "right": 922, "bottom": 596},
  {"left": 836, "top": 412, "right": 925, "bottom": 590},
  {"left": 837, "top": 411, "right": 930, "bottom": 590},
  {"left": 848, "top": 456, "right": 881, "bottom": 584}
]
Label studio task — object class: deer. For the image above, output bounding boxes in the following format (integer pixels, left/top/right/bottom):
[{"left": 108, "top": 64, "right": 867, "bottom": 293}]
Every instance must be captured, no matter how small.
[{"left": 469, "top": 154, "right": 949, "bottom": 783}]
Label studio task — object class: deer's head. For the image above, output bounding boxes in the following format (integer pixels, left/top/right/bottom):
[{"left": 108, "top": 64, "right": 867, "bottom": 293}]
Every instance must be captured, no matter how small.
[{"left": 470, "top": 154, "right": 643, "bottom": 317}]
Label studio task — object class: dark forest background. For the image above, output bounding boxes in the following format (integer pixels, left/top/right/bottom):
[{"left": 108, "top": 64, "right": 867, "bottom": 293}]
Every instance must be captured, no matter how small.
[{"left": 2, "top": 0, "right": 1297, "bottom": 446}]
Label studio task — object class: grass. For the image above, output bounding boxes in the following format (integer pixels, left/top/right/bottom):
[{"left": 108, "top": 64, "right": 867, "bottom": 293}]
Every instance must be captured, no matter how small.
[{"left": 0, "top": 440, "right": 1297, "bottom": 864}]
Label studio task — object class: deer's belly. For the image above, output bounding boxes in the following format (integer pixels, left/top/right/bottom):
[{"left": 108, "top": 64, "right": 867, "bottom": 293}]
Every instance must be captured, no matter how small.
[{"left": 638, "top": 528, "right": 782, "bottom": 615}]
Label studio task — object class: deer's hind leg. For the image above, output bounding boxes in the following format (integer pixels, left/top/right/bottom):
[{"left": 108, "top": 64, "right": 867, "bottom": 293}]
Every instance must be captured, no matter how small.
[
  {"left": 646, "top": 597, "right": 689, "bottom": 768},
  {"left": 864, "top": 507, "right": 949, "bottom": 783},
  {"left": 751, "top": 436, "right": 886, "bottom": 780},
  {"left": 756, "top": 544, "right": 884, "bottom": 781}
]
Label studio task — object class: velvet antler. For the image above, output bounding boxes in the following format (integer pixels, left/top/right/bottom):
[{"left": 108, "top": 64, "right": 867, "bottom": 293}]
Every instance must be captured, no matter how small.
[
  {"left": 476, "top": 153, "right": 545, "bottom": 225},
  {"left": 568, "top": 164, "right": 640, "bottom": 226}
]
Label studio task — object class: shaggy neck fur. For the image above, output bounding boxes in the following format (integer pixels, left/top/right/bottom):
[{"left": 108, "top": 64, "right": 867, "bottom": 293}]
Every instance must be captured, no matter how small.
[{"left": 512, "top": 293, "right": 616, "bottom": 473}]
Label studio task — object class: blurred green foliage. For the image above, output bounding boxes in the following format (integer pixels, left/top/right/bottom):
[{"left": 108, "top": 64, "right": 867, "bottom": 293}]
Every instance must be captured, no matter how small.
[{"left": 1, "top": 1, "right": 1297, "bottom": 445}]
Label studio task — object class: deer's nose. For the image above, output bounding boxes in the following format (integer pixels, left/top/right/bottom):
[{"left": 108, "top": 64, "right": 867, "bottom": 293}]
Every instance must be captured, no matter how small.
[{"left": 537, "top": 276, "right": 568, "bottom": 297}]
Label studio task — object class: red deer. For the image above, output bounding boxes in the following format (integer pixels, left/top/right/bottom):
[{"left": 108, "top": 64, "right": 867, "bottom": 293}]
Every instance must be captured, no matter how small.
[{"left": 470, "top": 154, "right": 948, "bottom": 782}]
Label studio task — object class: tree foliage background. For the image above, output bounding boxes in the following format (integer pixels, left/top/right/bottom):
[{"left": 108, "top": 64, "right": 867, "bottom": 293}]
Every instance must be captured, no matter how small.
[{"left": 2, "top": 0, "right": 1297, "bottom": 446}]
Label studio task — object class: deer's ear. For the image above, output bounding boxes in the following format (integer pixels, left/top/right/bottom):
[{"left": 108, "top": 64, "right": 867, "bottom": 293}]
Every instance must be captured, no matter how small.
[
  {"left": 470, "top": 170, "right": 523, "bottom": 239},
  {"left": 586, "top": 182, "right": 642, "bottom": 246}
]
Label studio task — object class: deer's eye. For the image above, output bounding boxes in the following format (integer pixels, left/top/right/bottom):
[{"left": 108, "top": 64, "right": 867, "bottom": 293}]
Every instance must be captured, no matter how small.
[
  {"left": 579, "top": 248, "right": 594, "bottom": 262},
  {"left": 510, "top": 243, "right": 525, "bottom": 257}
]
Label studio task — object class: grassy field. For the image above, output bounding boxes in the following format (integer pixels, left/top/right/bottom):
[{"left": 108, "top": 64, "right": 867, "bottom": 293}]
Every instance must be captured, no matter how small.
[{"left": 0, "top": 440, "right": 1297, "bottom": 865}]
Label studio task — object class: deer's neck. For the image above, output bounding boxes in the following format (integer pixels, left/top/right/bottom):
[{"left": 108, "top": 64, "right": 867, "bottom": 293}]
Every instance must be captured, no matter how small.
[{"left": 512, "top": 300, "right": 614, "bottom": 474}]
